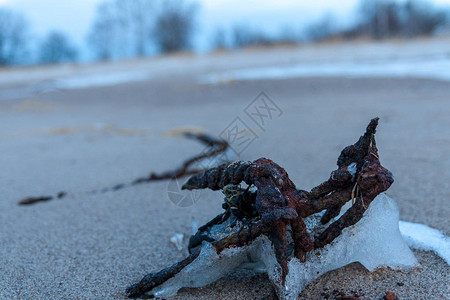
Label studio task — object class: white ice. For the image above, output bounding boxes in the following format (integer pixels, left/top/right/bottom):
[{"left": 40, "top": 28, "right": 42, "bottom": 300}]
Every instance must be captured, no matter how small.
[
  {"left": 150, "top": 194, "right": 419, "bottom": 299},
  {"left": 199, "top": 57, "right": 450, "bottom": 84}
]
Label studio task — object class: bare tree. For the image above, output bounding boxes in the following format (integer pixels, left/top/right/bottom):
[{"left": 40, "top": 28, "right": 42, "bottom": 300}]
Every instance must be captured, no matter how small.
[
  {"left": 277, "top": 25, "right": 301, "bottom": 44},
  {"left": 0, "top": 9, "right": 30, "bottom": 66},
  {"left": 211, "top": 28, "right": 228, "bottom": 50},
  {"left": 401, "top": 0, "right": 448, "bottom": 36},
  {"left": 356, "top": 0, "right": 447, "bottom": 39},
  {"left": 39, "top": 31, "right": 78, "bottom": 64},
  {"left": 87, "top": 1, "right": 118, "bottom": 61},
  {"left": 230, "top": 25, "right": 274, "bottom": 48},
  {"left": 88, "top": 0, "right": 155, "bottom": 60},
  {"left": 115, "top": 0, "right": 154, "bottom": 57},
  {"left": 153, "top": 0, "right": 199, "bottom": 53},
  {"left": 229, "top": 24, "right": 301, "bottom": 48},
  {"left": 304, "top": 13, "right": 338, "bottom": 41},
  {"left": 358, "top": 0, "right": 401, "bottom": 39}
]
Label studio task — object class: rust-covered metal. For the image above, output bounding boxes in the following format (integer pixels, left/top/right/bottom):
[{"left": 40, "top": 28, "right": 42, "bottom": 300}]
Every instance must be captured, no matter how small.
[{"left": 126, "top": 118, "right": 394, "bottom": 298}]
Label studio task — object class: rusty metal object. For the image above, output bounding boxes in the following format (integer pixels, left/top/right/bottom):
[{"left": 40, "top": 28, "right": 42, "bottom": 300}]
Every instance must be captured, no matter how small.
[{"left": 126, "top": 118, "right": 394, "bottom": 298}]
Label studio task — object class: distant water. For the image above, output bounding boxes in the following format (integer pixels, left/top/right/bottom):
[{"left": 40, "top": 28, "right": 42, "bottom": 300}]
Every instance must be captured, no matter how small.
[{"left": 199, "top": 56, "right": 450, "bottom": 84}]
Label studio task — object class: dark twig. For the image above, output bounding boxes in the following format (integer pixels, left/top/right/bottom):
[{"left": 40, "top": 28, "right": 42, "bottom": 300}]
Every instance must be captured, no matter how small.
[
  {"left": 17, "top": 133, "right": 229, "bottom": 205},
  {"left": 18, "top": 191, "right": 67, "bottom": 205},
  {"left": 131, "top": 132, "right": 229, "bottom": 183}
]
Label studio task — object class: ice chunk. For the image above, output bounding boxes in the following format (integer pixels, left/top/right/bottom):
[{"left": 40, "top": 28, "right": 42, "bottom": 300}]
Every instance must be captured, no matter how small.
[
  {"left": 191, "top": 217, "right": 199, "bottom": 235},
  {"left": 151, "top": 194, "right": 418, "bottom": 299},
  {"left": 347, "top": 162, "right": 357, "bottom": 180},
  {"left": 279, "top": 193, "right": 418, "bottom": 299},
  {"left": 399, "top": 221, "right": 450, "bottom": 265},
  {"left": 169, "top": 233, "right": 184, "bottom": 251},
  {"left": 152, "top": 243, "right": 251, "bottom": 297}
]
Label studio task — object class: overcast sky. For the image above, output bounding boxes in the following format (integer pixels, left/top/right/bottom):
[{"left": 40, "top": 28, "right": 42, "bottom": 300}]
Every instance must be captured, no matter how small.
[{"left": 1, "top": 0, "right": 450, "bottom": 55}]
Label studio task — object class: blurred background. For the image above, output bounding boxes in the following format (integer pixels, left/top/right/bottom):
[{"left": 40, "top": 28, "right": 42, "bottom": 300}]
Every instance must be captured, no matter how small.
[
  {"left": 1, "top": 1, "right": 450, "bottom": 299},
  {"left": 0, "top": 0, "right": 449, "bottom": 64}
]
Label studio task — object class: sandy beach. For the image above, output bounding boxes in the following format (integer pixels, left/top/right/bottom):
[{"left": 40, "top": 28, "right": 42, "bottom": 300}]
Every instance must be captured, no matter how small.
[{"left": 0, "top": 39, "right": 449, "bottom": 299}]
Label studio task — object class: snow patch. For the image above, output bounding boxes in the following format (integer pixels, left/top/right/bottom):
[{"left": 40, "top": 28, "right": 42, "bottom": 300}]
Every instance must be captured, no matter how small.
[
  {"left": 55, "top": 71, "right": 151, "bottom": 90},
  {"left": 399, "top": 221, "right": 450, "bottom": 265},
  {"left": 0, "top": 71, "right": 152, "bottom": 100},
  {"left": 199, "top": 57, "right": 450, "bottom": 84}
]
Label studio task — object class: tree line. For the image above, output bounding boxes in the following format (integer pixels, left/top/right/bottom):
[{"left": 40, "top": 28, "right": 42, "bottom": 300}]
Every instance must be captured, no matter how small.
[
  {"left": 0, "top": 0, "right": 448, "bottom": 67},
  {"left": 0, "top": 9, "right": 79, "bottom": 66},
  {"left": 306, "top": 0, "right": 449, "bottom": 41},
  {"left": 210, "top": 0, "right": 448, "bottom": 49},
  {"left": 0, "top": 0, "right": 199, "bottom": 66}
]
